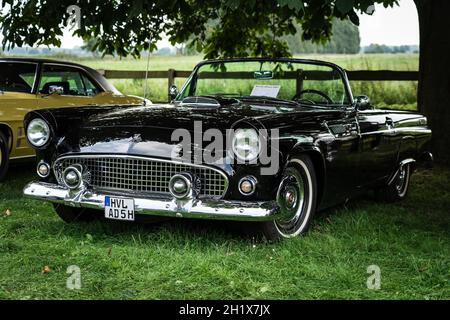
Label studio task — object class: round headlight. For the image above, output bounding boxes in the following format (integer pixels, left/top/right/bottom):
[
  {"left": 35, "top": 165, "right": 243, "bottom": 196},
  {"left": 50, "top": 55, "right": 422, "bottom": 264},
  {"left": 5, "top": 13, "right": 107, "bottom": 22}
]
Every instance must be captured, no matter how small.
[
  {"left": 232, "top": 128, "right": 260, "bottom": 161},
  {"left": 37, "top": 161, "right": 51, "bottom": 178},
  {"left": 27, "top": 118, "right": 50, "bottom": 147}
]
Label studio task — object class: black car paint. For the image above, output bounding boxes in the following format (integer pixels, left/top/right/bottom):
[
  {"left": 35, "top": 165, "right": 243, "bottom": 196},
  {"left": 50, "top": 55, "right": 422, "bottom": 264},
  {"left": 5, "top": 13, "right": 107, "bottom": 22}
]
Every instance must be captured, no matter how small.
[{"left": 25, "top": 98, "right": 431, "bottom": 212}]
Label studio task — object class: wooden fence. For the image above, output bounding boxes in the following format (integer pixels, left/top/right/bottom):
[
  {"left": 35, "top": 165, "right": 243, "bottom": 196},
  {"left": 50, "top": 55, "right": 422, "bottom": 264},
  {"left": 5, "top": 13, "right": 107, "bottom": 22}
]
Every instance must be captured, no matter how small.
[{"left": 97, "top": 69, "right": 419, "bottom": 101}]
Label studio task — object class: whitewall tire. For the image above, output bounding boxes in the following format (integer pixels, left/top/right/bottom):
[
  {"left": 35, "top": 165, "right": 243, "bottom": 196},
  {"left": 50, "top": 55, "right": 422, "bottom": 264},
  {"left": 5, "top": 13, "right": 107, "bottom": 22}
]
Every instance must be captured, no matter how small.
[{"left": 259, "top": 155, "right": 318, "bottom": 241}]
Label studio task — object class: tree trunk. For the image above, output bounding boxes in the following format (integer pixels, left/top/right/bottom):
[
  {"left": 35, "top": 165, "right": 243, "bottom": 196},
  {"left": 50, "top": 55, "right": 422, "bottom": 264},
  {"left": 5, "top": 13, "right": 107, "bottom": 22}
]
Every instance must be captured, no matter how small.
[{"left": 415, "top": 0, "right": 450, "bottom": 165}]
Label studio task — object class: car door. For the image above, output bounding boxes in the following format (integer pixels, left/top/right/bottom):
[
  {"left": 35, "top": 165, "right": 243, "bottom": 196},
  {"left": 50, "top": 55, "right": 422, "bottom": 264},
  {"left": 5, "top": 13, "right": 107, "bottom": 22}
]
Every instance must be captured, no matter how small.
[
  {"left": 321, "top": 110, "right": 361, "bottom": 207},
  {"left": 37, "top": 64, "right": 104, "bottom": 109},
  {"left": 357, "top": 109, "right": 399, "bottom": 186},
  {"left": 0, "top": 61, "right": 40, "bottom": 158}
]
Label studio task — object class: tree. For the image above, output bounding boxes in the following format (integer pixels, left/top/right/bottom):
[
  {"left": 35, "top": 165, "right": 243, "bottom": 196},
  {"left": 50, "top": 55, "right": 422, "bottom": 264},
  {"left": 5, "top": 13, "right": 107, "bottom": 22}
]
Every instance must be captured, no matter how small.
[
  {"left": 414, "top": 0, "right": 450, "bottom": 165},
  {"left": 81, "top": 38, "right": 101, "bottom": 57},
  {"left": 0, "top": 0, "right": 448, "bottom": 164},
  {"left": 0, "top": 0, "right": 381, "bottom": 58},
  {"left": 364, "top": 43, "right": 392, "bottom": 53}
]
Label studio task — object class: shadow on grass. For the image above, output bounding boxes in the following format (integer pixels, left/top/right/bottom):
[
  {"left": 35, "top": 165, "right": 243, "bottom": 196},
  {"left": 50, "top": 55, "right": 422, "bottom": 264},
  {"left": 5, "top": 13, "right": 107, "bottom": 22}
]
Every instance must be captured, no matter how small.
[{"left": 3, "top": 161, "right": 449, "bottom": 243}]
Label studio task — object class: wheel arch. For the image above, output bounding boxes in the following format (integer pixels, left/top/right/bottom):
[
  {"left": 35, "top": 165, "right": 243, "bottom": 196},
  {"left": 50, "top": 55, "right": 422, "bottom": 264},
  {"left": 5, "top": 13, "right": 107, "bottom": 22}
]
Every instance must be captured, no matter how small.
[
  {"left": 0, "top": 123, "right": 13, "bottom": 153},
  {"left": 390, "top": 136, "right": 417, "bottom": 181},
  {"left": 287, "top": 146, "right": 326, "bottom": 207}
]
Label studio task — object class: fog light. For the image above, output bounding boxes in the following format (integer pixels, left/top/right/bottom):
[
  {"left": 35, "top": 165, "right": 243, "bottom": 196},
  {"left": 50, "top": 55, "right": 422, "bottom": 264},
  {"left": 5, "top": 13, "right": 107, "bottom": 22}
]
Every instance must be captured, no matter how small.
[
  {"left": 173, "top": 179, "right": 187, "bottom": 193},
  {"left": 169, "top": 173, "right": 192, "bottom": 199},
  {"left": 37, "top": 162, "right": 50, "bottom": 178},
  {"left": 62, "top": 166, "right": 82, "bottom": 190},
  {"left": 239, "top": 176, "right": 257, "bottom": 196}
]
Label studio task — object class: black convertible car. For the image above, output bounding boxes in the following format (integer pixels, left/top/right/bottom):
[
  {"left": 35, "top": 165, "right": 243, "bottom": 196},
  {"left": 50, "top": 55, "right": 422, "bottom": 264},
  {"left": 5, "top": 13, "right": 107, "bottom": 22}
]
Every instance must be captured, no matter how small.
[{"left": 23, "top": 58, "right": 432, "bottom": 240}]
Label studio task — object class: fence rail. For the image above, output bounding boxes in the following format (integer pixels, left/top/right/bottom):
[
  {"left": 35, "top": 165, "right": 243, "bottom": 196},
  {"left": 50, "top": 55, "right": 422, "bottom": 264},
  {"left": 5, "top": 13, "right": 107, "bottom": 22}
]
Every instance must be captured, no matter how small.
[{"left": 97, "top": 69, "right": 419, "bottom": 100}]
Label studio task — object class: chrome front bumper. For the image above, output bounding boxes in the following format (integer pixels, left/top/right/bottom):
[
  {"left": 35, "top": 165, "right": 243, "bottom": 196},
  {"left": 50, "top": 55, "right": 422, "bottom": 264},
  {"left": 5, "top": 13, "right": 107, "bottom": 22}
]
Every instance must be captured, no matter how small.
[{"left": 23, "top": 182, "right": 280, "bottom": 221}]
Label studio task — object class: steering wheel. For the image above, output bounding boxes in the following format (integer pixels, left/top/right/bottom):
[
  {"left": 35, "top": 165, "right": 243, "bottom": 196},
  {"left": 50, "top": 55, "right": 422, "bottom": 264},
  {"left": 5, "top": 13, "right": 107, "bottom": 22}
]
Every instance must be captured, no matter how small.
[{"left": 292, "top": 89, "right": 333, "bottom": 104}]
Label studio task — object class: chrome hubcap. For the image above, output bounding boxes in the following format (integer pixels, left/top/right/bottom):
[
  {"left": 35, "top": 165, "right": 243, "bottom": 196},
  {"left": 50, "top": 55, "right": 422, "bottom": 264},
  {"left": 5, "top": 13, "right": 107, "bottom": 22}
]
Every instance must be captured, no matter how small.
[
  {"left": 276, "top": 170, "right": 306, "bottom": 233},
  {"left": 284, "top": 187, "right": 298, "bottom": 209}
]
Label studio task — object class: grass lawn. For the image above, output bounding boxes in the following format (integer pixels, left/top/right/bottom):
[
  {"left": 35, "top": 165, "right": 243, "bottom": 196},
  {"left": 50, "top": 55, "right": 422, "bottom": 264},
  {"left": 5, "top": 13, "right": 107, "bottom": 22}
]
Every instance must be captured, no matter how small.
[{"left": 0, "top": 163, "right": 448, "bottom": 299}]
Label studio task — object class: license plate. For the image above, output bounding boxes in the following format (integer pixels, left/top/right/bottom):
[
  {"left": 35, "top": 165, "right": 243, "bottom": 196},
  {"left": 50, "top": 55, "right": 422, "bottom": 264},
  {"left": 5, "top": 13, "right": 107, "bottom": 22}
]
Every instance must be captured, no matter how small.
[{"left": 104, "top": 196, "right": 135, "bottom": 221}]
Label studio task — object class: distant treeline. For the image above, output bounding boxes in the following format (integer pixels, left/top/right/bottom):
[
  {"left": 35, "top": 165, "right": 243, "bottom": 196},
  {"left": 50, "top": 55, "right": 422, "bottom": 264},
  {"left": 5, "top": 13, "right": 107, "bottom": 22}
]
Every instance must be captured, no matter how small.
[
  {"left": 182, "top": 19, "right": 361, "bottom": 55},
  {"left": 283, "top": 20, "right": 360, "bottom": 54},
  {"left": 362, "top": 44, "right": 419, "bottom": 54}
]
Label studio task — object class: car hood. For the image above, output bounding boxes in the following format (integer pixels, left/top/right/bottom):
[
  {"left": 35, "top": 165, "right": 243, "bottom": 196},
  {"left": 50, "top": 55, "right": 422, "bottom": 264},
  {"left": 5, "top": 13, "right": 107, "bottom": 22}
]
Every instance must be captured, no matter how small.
[
  {"left": 52, "top": 101, "right": 344, "bottom": 161},
  {"left": 82, "top": 102, "right": 343, "bottom": 131}
]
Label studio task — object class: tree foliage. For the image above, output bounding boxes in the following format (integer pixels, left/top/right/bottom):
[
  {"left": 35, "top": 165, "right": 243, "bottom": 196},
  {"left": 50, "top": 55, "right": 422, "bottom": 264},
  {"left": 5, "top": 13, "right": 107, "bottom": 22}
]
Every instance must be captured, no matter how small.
[{"left": 0, "top": 0, "right": 397, "bottom": 58}]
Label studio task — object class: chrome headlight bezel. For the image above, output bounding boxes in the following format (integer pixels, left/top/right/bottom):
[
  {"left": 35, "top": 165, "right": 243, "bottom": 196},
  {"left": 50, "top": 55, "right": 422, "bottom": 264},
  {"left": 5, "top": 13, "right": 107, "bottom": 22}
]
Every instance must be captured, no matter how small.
[
  {"left": 26, "top": 118, "right": 51, "bottom": 148},
  {"left": 232, "top": 128, "right": 261, "bottom": 162}
]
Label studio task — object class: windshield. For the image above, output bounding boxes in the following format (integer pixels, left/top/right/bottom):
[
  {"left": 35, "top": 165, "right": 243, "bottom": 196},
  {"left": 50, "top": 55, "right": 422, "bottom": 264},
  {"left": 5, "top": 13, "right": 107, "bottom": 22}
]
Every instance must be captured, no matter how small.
[
  {"left": 177, "top": 60, "right": 350, "bottom": 106},
  {"left": 0, "top": 62, "right": 37, "bottom": 93}
]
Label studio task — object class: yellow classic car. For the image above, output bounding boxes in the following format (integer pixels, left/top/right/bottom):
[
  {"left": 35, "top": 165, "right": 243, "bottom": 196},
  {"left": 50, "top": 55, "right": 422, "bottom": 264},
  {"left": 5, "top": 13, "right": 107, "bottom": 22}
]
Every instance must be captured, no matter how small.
[{"left": 0, "top": 58, "right": 145, "bottom": 180}]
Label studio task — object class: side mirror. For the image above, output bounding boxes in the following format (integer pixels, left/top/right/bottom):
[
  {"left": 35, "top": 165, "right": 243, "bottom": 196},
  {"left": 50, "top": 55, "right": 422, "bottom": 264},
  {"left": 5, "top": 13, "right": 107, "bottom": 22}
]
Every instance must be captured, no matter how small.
[
  {"left": 48, "top": 85, "right": 64, "bottom": 95},
  {"left": 354, "top": 95, "right": 371, "bottom": 110},
  {"left": 168, "top": 85, "right": 179, "bottom": 102}
]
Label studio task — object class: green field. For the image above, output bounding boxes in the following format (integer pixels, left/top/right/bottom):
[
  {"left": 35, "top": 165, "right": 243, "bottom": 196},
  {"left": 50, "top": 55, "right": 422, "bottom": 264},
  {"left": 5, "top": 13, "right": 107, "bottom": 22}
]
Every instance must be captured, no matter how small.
[
  {"left": 58, "top": 53, "right": 419, "bottom": 109},
  {"left": 0, "top": 163, "right": 448, "bottom": 299}
]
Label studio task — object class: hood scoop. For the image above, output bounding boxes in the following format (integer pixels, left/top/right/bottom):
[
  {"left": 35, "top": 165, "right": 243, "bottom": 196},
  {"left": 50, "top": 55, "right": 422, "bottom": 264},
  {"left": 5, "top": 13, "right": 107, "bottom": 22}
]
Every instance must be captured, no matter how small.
[{"left": 179, "top": 96, "right": 239, "bottom": 109}]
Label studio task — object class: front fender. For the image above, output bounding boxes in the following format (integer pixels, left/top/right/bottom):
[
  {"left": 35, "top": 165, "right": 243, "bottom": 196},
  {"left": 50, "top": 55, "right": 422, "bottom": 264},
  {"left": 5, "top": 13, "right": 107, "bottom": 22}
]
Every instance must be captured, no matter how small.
[{"left": 285, "top": 143, "right": 326, "bottom": 207}]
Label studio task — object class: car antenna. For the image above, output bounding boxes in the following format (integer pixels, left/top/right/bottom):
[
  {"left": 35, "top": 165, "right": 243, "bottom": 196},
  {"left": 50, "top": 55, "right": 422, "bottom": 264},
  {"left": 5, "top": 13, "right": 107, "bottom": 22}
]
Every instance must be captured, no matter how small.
[{"left": 143, "top": 40, "right": 151, "bottom": 106}]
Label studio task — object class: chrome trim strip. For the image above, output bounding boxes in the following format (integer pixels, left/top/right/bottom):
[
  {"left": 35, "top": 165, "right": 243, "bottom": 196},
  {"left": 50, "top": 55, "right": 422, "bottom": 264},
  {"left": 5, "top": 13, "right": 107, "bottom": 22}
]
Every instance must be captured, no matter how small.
[
  {"left": 180, "top": 102, "right": 220, "bottom": 107},
  {"left": 9, "top": 155, "right": 35, "bottom": 160},
  {"left": 23, "top": 182, "right": 278, "bottom": 222},
  {"left": 53, "top": 154, "right": 229, "bottom": 197},
  {"left": 360, "top": 128, "right": 431, "bottom": 136}
]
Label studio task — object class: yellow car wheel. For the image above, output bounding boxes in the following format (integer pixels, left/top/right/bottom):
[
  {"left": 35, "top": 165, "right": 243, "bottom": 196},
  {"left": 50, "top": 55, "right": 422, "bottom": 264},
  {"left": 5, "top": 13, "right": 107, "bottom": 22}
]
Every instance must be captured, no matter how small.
[{"left": 0, "top": 131, "right": 9, "bottom": 181}]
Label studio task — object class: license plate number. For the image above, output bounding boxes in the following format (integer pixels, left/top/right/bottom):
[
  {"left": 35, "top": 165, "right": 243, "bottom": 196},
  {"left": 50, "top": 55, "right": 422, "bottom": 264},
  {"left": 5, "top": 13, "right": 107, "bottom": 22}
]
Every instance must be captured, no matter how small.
[{"left": 104, "top": 196, "right": 135, "bottom": 221}]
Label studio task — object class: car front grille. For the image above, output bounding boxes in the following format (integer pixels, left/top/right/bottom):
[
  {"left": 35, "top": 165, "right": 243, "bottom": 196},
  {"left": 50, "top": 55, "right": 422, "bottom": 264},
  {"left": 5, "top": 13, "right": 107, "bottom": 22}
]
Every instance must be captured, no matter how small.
[{"left": 54, "top": 155, "right": 228, "bottom": 198}]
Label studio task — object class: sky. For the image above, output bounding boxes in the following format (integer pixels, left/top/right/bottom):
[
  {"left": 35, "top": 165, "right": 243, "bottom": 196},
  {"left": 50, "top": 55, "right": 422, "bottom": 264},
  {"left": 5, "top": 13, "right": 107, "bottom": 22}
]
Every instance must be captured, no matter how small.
[
  {"left": 358, "top": 0, "right": 419, "bottom": 46},
  {"left": 22, "top": 0, "right": 422, "bottom": 49}
]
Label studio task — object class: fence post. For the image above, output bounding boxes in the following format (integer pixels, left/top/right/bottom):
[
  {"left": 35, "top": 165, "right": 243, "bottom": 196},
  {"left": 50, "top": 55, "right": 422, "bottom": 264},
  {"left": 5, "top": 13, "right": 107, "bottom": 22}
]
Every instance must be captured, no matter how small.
[{"left": 168, "top": 69, "right": 175, "bottom": 102}]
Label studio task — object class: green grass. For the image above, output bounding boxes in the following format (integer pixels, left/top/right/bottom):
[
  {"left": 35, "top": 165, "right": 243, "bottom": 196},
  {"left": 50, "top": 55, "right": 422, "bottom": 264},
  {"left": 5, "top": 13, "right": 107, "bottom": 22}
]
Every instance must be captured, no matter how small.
[
  {"left": 0, "top": 163, "right": 448, "bottom": 299},
  {"left": 58, "top": 54, "right": 419, "bottom": 109}
]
